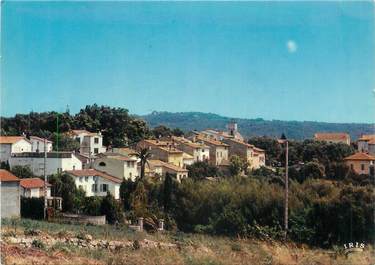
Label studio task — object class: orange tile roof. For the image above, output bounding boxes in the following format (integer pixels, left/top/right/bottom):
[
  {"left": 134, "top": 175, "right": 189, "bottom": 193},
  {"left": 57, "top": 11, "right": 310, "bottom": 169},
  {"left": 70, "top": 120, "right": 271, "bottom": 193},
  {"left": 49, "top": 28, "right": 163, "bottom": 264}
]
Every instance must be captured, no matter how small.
[
  {"left": 29, "top": 136, "right": 52, "bottom": 143},
  {"left": 224, "top": 138, "right": 254, "bottom": 148},
  {"left": 20, "top": 178, "right": 51, "bottom": 189},
  {"left": 0, "top": 170, "right": 20, "bottom": 182},
  {"left": 314, "top": 133, "right": 350, "bottom": 141},
  {"left": 0, "top": 136, "right": 28, "bottom": 144},
  {"left": 149, "top": 160, "right": 188, "bottom": 172},
  {"left": 344, "top": 152, "right": 375, "bottom": 161},
  {"left": 358, "top": 134, "right": 375, "bottom": 141},
  {"left": 196, "top": 135, "right": 229, "bottom": 147},
  {"left": 66, "top": 169, "right": 122, "bottom": 183},
  {"left": 172, "top": 136, "right": 209, "bottom": 148}
]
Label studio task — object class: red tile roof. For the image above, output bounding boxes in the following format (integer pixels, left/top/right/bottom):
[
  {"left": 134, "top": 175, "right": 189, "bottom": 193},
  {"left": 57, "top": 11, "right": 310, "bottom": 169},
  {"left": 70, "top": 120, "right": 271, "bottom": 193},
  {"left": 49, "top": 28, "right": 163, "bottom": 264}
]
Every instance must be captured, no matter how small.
[
  {"left": 314, "top": 133, "right": 350, "bottom": 141},
  {"left": 0, "top": 136, "right": 28, "bottom": 144},
  {"left": 66, "top": 169, "right": 122, "bottom": 183},
  {"left": 20, "top": 178, "right": 51, "bottom": 189},
  {"left": 0, "top": 170, "right": 20, "bottom": 182},
  {"left": 344, "top": 152, "right": 375, "bottom": 161}
]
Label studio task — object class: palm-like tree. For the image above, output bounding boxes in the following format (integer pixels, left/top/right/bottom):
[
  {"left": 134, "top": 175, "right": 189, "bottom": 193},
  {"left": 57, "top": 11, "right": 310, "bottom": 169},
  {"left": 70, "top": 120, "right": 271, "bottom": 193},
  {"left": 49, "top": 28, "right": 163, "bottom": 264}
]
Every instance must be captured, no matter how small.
[{"left": 136, "top": 145, "right": 153, "bottom": 180}]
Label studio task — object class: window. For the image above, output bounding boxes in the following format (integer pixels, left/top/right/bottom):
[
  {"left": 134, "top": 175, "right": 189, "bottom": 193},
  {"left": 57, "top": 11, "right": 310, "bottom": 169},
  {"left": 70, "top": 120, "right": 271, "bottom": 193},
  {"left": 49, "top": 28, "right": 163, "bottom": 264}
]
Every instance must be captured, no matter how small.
[
  {"left": 94, "top": 148, "right": 99, "bottom": 154},
  {"left": 350, "top": 164, "right": 354, "bottom": 170},
  {"left": 73, "top": 165, "right": 76, "bottom": 170},
  {"left": 92, "top": 184, "right": 98, "bottom": 192},
  {"left": 99, "top": 162, "right": 106, "bottom": 167},
  {"left": 79, "top": 177, "right": 83, "bottom": 182},
  {"left": 94, "top": 137, "right": 99, "bottom": 144},
  {"left": 101, "top": 184, "right": 108, "bottom": 192},
  {"left": 129, "top": 172, "right": 132, "bottom": 179},
  {"left": 127, "top": 161, "right": 131, "bottom": 167},
  {"left": 85, "top": 176, "right": 88, "bottom": 182},
  {"left": 361, "top": 164, "right": 365, "bottom": 171}
]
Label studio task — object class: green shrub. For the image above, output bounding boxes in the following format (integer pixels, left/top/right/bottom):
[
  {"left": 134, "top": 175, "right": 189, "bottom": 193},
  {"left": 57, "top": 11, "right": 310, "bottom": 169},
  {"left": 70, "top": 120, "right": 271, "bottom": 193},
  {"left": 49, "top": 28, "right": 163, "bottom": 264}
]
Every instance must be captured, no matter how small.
[{"left": 32, "top": 239, "right": 45, "bottom": 249}]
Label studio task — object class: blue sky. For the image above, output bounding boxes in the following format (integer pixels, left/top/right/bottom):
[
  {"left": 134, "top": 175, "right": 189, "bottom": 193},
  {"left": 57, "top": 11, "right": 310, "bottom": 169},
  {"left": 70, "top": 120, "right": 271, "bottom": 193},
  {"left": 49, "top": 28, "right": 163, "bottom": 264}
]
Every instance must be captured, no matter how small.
[{"left": 1, "top": 1, "right": 375, "bottom": 123}]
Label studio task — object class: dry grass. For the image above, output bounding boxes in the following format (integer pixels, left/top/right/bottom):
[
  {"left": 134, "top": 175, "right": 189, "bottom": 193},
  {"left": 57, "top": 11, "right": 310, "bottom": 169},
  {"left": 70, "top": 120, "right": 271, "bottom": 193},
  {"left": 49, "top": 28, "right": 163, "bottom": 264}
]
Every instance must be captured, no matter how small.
[{"left": 1, "top": 219, "right": 374, "bottom": 265}]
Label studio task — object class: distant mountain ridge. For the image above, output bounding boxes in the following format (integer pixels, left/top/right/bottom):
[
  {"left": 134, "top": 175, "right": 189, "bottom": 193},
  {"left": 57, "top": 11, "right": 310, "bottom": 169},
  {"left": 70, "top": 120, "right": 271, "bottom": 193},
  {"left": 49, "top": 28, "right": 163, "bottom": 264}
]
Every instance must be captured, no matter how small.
[{"left": 140, "top": 111, "right": 374, "bottom": 140}]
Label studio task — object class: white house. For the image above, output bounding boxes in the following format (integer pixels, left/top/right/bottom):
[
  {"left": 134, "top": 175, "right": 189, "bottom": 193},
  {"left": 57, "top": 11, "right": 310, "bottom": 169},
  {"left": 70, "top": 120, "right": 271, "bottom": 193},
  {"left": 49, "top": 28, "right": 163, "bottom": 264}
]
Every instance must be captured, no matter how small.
[
  {"left": 93, "top": 153, "right": 138, "bottom": 181},
  {"left": 0, "top": 136, "right": 32, "bottom": 162},
  {"left": 69, "top": 130, "right": 106, "bottom": 156},
  {"left": 20, "top": 178, "right": 51, "bottom": 198},
  {"left": 9, "top": 152, "right": 82, "bottom": 176},
  {"left": 29, "top": 136, "right": 53, "bottom": 153},
  {"left": 66, "top": 169, "right": 121, "bottom": 199}
]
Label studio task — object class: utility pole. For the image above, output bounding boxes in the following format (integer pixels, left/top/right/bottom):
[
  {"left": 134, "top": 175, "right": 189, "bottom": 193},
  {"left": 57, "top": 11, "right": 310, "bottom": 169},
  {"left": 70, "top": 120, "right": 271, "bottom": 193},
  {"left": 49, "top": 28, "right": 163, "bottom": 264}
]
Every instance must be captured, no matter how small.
[
  {"left": 43, "top": 138, "right": 47, "bottom": 219},
  {"left": 284, "top": 140, "right": 289, "bottom": 240},
  {"left": 278, "top": 134, "right": 289, "bottom": 240}
]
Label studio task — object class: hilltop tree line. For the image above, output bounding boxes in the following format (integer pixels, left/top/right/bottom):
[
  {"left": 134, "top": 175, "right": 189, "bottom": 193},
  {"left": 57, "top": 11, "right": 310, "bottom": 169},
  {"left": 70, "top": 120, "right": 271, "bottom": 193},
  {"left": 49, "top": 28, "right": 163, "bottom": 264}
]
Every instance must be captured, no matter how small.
[{"left": 0, "top": 104, "right": 184, "bottom": 149}]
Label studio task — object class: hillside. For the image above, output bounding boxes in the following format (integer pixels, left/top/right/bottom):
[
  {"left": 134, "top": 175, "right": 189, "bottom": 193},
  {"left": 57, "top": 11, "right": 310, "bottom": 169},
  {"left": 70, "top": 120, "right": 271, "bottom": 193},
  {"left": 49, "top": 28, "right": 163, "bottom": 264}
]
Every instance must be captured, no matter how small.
[
  {"left": 2, "top": 219, "right": 373, "bottom": 265},
  {"left": 141, "top": 111, "right": 374, "bottom": 140}
]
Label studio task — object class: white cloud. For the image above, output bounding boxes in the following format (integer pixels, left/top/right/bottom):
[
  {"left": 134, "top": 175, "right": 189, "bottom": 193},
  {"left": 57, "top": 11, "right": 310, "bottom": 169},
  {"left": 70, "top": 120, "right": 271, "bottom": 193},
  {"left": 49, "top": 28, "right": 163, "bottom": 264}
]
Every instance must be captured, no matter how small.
[{"left": 286, "top": 40, "right": 298, "bottom": 53}]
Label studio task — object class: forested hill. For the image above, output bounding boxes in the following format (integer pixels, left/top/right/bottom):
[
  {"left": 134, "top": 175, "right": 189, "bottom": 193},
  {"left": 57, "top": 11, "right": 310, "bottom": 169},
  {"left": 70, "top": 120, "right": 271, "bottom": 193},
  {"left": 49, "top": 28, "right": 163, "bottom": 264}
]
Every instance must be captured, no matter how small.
[{"left": 141, "top": 111, "right": 374, "bottom": 140}]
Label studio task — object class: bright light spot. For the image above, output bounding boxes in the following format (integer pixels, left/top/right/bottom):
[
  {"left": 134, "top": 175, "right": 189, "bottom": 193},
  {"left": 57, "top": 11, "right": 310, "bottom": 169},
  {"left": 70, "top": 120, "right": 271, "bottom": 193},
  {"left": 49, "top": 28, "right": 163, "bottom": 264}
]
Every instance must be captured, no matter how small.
[{"left": 286, "top": 40, "right": 298, "bottom": 53}]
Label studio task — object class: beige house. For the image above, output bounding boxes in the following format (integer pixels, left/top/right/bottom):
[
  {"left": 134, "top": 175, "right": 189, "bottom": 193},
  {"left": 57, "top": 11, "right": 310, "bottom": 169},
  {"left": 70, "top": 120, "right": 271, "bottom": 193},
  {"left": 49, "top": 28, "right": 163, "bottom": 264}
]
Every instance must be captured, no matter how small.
[
  {"left": 357, "top": 134, "right": 375, "bottom": 155},
  {"left": 172, "top": 136, "right": 210, "bottom": 162},
  {"left": 0, "top": 169, "right": 21, "bottom": 218},
  {"left": 344, "top": 152, "right": 375, "bottom": 175},
  {"left": 195, "top": 135, "right": 229, "bottom": 166},
  {"left": 146, "top": 159, "right": 188, "bottom": 182},
  {"left": 93, "top": 153, "right": 138, "bottom": 181},
  {"left": 314, "top": 133, "right": 351, "bottom": 145},
  {"left": 222, "top": 138, "right": 265, "bottom": 169},
  {"left": 139, "top": 139, "right": 184, "bottom": 168}
]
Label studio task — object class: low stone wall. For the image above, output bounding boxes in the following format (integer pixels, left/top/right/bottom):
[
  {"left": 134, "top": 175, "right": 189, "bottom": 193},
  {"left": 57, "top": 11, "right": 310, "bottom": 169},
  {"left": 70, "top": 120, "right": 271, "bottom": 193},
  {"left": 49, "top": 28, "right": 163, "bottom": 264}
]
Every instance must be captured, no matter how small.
[{"left": 59, "top": 214, "right": 106, "bottom": 225}]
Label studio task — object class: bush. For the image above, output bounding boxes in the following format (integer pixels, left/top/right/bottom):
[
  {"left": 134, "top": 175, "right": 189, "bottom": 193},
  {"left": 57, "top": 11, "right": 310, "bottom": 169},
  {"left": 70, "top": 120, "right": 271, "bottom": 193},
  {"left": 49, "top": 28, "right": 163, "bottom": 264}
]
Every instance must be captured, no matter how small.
[
  {"left": 21, "top": 197, "right": 44, "bottom": 219},
  {"left": 100, "top": 193, "right": 123, "bottom": 224},
  {"left": 32, "top": 239, "right": 45, "bottom": 249}
]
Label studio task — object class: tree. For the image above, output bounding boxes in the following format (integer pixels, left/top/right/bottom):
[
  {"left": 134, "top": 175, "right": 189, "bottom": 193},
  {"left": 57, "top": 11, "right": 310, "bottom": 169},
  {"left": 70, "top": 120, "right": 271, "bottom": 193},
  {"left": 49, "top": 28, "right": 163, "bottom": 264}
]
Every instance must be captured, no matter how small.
[
  {"left": 82, "top": 196, "right": 103, "bottom": 216},
  {"left": 49, "top": 133, "right": 80, "bottom": 152},
  {"left": 163, "top": 173, "right": 176, "bottom": 212},
  {"left": 100, "top": 192, "right": 123, "bottom": 224},
  {"left": 120, "top": 178, "right": 136, "bottom": 211},
  {"left": 11, "top": 165, "right": 35, "bottom": 179},
  {"left": 48, "top": 173, "right": 80, "bottom": 212},
  {"left": 300, "top": 161, "right": 325, "bottom": 181},
  {"left": 130, "top": 181, "right": 148, "bottom": 217},
  {"left": 135, "top": 146, "right": 153, "bottom": 180},
  {"left": 187, "top": 161, "right": 220, "bottom": 180},
  {"left": 152, "top": 125, "right": 172, "bottom": 138},
  {"left": 229, "top": 155, "right": 249, "bottom": 176}
]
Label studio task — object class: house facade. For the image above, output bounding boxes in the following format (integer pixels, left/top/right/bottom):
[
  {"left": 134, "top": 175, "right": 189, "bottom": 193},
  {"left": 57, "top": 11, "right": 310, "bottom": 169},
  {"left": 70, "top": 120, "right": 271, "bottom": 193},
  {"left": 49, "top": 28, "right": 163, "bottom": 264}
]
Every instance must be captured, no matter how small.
[
  {"left": 0, "top": 169, "right": 20, "bottom": 218},
  {"left": 29, "top": 136, "right": 53, "bottom": 152},
  {"left": 69, "top": 130, "right": 106, "bottom": 156},
  {"left": 357, "top": 134, "right": 375, "bottom": 155},
  {"left": 172, "top": 136, "right": 210, "bottom": 162},
  {"left": 195, "top": 135, "right": 229, "bottom": 166},
  {"left": 140, "top": 140, "right": 184, "bottom": 168},
  {"left": 222, "top": 138, "right": 265, "bottom": 170},
  {"left": 93, "top": 154, "right": 138, "bottom": 181},
  {"left": 147, "top": 160, "right": 188, "bottom": 182},
  {"left": 0, "top": 136, "right": 32, "bottom": 162},
  {"left": 9, "top": 152, "right": 82, "bottom": 176},
  {"left": 20, "top": 178, "right": 51, "bottom": 198},
  {"left": 66, "top": 169, "right": 121, "bottom": 199},
  {"left": 344, "top": 152, "right": 375, "bottom": 175},
  {"left": 314, "top": 133, "right": 351, "bottom": 145}
]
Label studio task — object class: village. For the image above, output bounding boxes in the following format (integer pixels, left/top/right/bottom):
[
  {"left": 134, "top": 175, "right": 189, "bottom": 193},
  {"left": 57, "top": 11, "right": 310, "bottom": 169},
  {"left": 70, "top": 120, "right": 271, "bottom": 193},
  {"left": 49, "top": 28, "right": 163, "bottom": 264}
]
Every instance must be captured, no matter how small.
[{"left": 1, "top": 119, "right": 374, "bottom": 221}]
